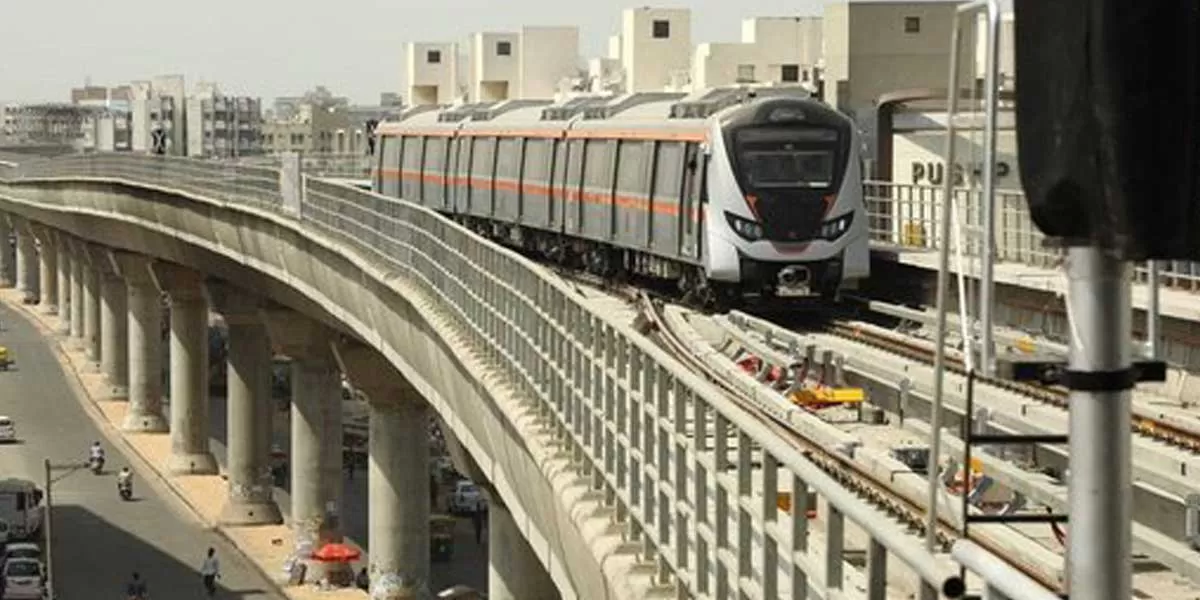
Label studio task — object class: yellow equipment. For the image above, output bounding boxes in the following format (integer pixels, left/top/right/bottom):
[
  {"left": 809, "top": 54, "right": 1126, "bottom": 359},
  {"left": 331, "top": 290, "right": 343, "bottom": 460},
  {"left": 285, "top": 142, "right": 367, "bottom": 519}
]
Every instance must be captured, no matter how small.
[
  {"left": 788, "top": 385, "right": 865, "bottom": 407},
  {"left": 0, "top": 346, "right": 11, "bottom": 371}
]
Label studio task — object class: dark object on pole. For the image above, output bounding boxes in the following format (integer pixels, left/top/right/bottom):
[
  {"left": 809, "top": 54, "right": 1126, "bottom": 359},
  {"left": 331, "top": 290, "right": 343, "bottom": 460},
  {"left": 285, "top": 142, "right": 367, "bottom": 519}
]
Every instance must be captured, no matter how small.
[
  {"left": 1013, "top": 0, "right": 1200, "bottom": 259},
  {"left": 365, "top": 119, "right": 379, "bottom": 156},
  {"left": 150, "top": 128, "right": 168, "bottom": 156}
]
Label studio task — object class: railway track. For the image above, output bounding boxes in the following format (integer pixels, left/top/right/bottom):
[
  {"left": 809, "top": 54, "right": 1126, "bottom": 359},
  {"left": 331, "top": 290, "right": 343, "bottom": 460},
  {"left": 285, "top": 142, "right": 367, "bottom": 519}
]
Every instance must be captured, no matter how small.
[
  {"left": 632, "top": 292, "right": 1065, "bottom": 595},
  {"left": 824, "top": 318, "right": 1200, "bottom": 454}
]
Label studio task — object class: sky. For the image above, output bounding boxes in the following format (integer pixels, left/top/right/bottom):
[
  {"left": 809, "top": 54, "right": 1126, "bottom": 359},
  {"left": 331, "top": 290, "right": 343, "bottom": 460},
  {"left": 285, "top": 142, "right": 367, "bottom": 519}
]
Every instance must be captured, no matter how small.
[{"left": 0, "top": 0, "right": 839, "bottom": 105}]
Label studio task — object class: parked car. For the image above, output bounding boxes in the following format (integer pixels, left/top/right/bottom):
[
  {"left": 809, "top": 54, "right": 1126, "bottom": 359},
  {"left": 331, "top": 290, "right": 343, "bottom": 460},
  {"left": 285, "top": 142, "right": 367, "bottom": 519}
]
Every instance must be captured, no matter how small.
[
  {"left": 0, "top": 418, "right": 14, "bottom": 443},
  {"left": 448, "top": 481, "right": 485, "bottom": 514},
  {"left": 1, "top": 557, "right": 44, "bottom": 599},
  {"left": 0, "top": 543, "right": 39, "bottom": 568}
]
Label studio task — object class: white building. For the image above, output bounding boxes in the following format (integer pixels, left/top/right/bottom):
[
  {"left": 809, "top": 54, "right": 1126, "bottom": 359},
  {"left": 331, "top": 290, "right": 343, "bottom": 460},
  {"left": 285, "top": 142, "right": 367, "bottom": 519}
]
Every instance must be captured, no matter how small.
[
  {"left": 470, "top": 32, "right": 520, "bottom": 102},
  {"left": 692, "top": 17, "right": 823, "bottom": 90},
  {"left": 619, "top": 7, "right": 692, "bottom": 93},
  {"left": 518, "top": 26, "right": 580, "bottom": 99},
  {"left": 406, "top": 42, "right": 460, "bottom": 105},
  {"left": 823, "top": 1, "right": 970, "bottom": 121},
  {"left": 93, "top": 111, "right": 132, "bottom": 151},
  {"left": 130, "top": 74, "right": 187, "bottom": 155},
  {"left": 185, "top": 82, "right": 263, "bottom": 158},
  {"left": 466, "top": 27, "right": 581, "bottom": 102}
]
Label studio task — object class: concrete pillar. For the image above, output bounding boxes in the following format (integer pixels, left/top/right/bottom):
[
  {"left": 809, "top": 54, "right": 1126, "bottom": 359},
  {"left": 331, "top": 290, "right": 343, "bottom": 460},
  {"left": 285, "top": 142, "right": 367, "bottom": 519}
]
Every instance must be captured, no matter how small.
[
  {"left": 96, "top": 248, "right": 129, "bottom": 398},
  {"left": 69, "top": 241, "right": 85, "bottom": 342},
  {"left": 81, "top": 246, "right": 102, "bottom": 365},
  {"left": 206, "top": 281, "right": 283, "bottom": 526},
  {"left": 31, "top": 226, "right": 57, "bottom": 315},
  {"left": 15, "top": 220, "right": 38, "bottom": 303},
  {"left": 152, "top": 263, "right": 218, "bottom": 475},
  {"left": 0, "top": 214, "right": 13, "bottom": 288},
  {"left": 262, "top": 309, "right": 346, "bottom": 578},
  {"left": 488, "top": 502, "right": 560, "bottom": 600},
  {"left": 110, "top": 251, "right": 168, "bottom": 432},
  {"left": 332, "top": 339, "right": 430, "bottom": 600},
  {"left": 55, "top": 234, "right": 72, "bottom": 335}
]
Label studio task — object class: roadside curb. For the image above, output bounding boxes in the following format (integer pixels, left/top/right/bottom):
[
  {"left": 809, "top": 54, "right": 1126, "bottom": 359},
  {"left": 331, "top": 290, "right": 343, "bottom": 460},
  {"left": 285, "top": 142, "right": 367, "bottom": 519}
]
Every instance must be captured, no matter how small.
[{"left": 0, "top": 294, "right": 303, "bottom": 597}]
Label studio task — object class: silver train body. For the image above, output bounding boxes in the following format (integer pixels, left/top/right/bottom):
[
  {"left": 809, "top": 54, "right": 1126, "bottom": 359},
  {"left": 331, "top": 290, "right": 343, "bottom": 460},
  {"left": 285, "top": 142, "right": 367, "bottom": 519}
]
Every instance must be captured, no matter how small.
[{"left": 371, "top": 88, "right": 870, "bottom": 305}]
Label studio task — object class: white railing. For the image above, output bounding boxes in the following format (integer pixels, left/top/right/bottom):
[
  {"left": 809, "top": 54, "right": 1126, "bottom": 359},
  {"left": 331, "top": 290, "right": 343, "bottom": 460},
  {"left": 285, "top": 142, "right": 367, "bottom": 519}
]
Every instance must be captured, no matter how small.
[
  {"left": 865, "top": 180, "right": 1200, "bottom": 291},
  {"left": 236, "top": 152, "right": 372, "bottom": 180},
  {"left": 0, "top": 154, "right": 1060, "bottom": 599}
]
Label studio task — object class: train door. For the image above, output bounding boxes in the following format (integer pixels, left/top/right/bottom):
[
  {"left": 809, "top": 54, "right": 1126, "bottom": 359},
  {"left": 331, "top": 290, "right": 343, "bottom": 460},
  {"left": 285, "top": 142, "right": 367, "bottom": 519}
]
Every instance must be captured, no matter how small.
[
  {"left": 563, "top": 139, "right": 585, "bottom": 236},
  {"left": 452, "top": 137, "right": 473, "bottom": 215},
  {"left": 550, "top": 138, "right": 568, "bottom": 233},
  {"left": 679, "top": 143, "right": 704, "bottom": 259}
]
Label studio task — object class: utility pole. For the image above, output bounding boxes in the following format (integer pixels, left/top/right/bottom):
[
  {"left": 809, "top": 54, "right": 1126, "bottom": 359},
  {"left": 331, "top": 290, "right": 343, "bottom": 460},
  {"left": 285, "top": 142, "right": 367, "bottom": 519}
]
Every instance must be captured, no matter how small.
[{"left": 43, "top": 459, "right": 52, "bottom": 600}]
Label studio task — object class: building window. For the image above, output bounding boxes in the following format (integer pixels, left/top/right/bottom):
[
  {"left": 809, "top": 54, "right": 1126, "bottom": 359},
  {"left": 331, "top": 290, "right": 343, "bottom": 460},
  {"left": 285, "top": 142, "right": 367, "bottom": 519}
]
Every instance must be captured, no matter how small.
[
  {"left": 780, "top": 64, "right": 800, "bottom": 83},
  {"left": 496, "top": 41, "right": 512, "bottom": 56},
  {"left": 736, "top": 64, "right": 756, "bottom": 83},
  {"left": 652, "top": 19, "right": 670, "bottom": 39},
  {"left": 904, "top": 16, "right": 921, "bottom": 33},
  {"left": 427, "top": 50, "right": 442, "bottom": 64}
]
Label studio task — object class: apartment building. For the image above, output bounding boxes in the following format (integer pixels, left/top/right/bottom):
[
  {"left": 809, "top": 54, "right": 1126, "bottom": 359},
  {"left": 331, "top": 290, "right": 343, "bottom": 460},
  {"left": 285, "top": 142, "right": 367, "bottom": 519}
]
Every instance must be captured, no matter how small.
[
  {"left": 185, "top": 82, "right": 264, "bottom": 158},
  {"left": 129, "top": 75, "right": 187, "bottom": 155},
  {"left": 620, "top": 7, "right": 692, "bottom": 93},
  {"left": 692, "top": 17, "right": 823, "bottom": 90},
  {"left": 407, "top": 42, "right": 460, "bottom": 105}
]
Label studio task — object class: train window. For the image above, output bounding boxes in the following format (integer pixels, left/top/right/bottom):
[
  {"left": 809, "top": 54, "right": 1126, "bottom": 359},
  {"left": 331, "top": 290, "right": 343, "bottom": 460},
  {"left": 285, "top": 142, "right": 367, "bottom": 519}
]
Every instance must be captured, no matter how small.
[
  {"left": 470, "top": 137, "right": 496, "bottom": 178},
  {"left": 565, "top": 139, "right": 585, "bottom": 192},
  {"left": 401, "top": 136, "right": 425, "bottom": 199},
  {"left": 380, "top": 136, "right": 402, "bottom": 195},
  {"left": 583, "top": 139, "right": 615, "bottom": 193},
  {"left": 425, "top": 137, "right": 447, "bottom": 173},
  {"left": 734, "top": 127, "right": 837, "bottom": 189},
  {"left": 523, "top": 139, "right": 550, "bottom": 185},
  {"left": 495, "top": 137, "right": 522, "bottom": 182},
  {"left": 616, "top": 140, "right": 651, "bottom": 196},
  {"left": 652, "top": 141, "right": 685, "bottom": 202}
]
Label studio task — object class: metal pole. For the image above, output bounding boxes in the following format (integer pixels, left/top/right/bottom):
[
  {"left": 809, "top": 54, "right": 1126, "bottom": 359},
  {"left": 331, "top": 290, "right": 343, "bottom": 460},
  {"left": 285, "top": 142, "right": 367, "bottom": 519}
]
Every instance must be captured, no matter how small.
[
  {"left": 978, "top": 0, "right": 1001, "bottom": 377},
  {"left": 1146, "top": 261, "right": 1161, "bottom": 359},
  {"left": 928, "top": 0, "right": 979, "bottom": 560},
  {"left": 1065, "top": 246, "right": 1132, "bottom": 600},
  {"left": 43, "top": 458, "right": 54, "bottom": 600}
]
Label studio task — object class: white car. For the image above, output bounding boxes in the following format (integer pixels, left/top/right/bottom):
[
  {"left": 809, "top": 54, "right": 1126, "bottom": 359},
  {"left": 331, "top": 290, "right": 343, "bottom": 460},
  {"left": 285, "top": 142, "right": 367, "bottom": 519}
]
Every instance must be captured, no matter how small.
[
  {"left": 0, "top": 418, "right": 15, "bottom": 443},
  {"left": 1, "top": 558, "right": 44, "bottom": 599},
  {"left": 448, "top": 481, "right": 486, "bottom": 514},
  {"left": 0, "top": 544, "right": 39, "bottom": 567}
]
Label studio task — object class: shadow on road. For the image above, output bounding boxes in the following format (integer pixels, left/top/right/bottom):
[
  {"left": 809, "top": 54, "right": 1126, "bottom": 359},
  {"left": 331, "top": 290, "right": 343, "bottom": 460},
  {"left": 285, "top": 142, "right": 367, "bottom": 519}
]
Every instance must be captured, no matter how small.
[{"left": 51, "top": 504, "right": 272, "bottom": 599}]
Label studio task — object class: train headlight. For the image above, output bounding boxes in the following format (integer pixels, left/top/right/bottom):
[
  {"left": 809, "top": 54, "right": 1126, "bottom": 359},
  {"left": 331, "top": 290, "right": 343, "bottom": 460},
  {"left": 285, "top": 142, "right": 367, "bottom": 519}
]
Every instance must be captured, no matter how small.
[
  {"left": 819, "top": 212, "right": 854, "bottom": 240},
  {"left": 725, "top": 212, "right": 764, "bottom": 241}
]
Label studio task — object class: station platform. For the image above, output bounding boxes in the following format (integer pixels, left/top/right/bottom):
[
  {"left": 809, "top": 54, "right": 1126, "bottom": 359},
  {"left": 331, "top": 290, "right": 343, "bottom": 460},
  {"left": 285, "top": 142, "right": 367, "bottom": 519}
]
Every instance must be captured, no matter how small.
[{"left": 870, "top": 244, "right": 1200, "bottom": 326}]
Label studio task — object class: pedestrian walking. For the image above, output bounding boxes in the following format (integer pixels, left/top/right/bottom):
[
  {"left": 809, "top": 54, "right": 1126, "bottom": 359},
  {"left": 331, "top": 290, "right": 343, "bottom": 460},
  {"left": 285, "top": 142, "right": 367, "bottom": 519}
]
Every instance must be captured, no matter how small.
[{"left": 200, "top": 547, "right": 221, "bottom": 597}]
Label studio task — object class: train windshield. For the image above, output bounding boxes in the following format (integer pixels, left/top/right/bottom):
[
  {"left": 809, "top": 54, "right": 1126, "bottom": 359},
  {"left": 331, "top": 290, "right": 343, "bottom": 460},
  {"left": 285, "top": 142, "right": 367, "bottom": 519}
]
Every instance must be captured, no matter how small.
[{"left": 735, "top": 127, "right": 838, "bottom": 189}]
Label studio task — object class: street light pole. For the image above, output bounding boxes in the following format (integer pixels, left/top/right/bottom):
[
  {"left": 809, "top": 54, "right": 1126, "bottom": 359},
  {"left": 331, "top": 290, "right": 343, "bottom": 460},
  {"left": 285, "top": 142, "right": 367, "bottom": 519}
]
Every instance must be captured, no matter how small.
[{"left": 43, "top": 459, "right": 54, "bottom": 600}]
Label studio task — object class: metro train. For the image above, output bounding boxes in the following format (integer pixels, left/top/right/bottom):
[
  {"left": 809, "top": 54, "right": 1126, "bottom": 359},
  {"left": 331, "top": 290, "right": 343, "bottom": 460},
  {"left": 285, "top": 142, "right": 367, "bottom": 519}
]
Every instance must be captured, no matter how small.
[{"left": 371, "top": 87, "right": 870, "bottom": 307}]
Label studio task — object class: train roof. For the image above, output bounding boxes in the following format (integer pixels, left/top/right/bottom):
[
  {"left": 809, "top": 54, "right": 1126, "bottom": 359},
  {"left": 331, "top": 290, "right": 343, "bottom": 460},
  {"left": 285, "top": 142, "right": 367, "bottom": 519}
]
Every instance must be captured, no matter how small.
[{"left": 376, "top": 85, "right": 829, "bottom": 143}]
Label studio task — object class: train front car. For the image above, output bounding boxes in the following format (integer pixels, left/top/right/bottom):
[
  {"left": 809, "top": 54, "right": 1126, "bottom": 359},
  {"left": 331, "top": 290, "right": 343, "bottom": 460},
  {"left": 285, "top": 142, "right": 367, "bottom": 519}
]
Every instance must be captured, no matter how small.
[{"left": 704, "top": 97, "right": 869, "bottom": 304}]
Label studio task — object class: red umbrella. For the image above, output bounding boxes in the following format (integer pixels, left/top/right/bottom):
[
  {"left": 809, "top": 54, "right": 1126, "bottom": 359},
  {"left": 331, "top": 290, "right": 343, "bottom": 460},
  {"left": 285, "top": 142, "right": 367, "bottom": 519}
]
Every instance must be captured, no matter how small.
[{"left": 311, "top": 542, "right": 361, "bottom": 562}]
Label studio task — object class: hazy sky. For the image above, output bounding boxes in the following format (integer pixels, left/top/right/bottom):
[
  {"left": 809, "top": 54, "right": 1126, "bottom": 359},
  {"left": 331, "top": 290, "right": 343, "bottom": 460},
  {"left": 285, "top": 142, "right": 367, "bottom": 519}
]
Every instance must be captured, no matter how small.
[{"left": 0, "top": 0, "right": 838, "bottom": 105}]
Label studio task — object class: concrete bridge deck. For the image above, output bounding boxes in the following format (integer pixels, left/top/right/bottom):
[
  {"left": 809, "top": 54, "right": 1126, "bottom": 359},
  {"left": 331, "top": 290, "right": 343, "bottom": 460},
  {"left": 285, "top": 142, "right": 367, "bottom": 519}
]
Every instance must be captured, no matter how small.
[{"left": 0, "top": 154, "right": 1030, "bottom": 600}]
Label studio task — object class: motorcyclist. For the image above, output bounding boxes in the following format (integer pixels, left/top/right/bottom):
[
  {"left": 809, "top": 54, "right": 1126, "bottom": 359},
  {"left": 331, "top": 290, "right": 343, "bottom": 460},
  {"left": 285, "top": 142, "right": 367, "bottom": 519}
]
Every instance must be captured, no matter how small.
[
  {"left": 89, "top": 441, "right": 105, "bottom": 462},
  {"left": 125, "top": 571, "right": 148, "bottom": 599},
  {"left": 117, "top": 467, "right": 133, "bottom": 492}
]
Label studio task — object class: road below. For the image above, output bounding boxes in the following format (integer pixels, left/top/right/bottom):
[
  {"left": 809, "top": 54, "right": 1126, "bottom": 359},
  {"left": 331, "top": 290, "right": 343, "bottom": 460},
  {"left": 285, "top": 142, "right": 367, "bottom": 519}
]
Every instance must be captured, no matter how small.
[{"left": 0, "top": 302, "right": 284, "bottom": 599}]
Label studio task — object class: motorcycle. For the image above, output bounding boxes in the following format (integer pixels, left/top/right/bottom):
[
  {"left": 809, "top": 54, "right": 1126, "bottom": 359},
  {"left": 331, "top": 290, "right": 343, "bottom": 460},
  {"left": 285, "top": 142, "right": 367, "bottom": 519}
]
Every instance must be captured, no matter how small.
[
  {"left": 118, "top": 479, "right": 133, "bottom": 501},
  {"left": 89, "top": 455, "right": 105, "bottom": 474}
]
